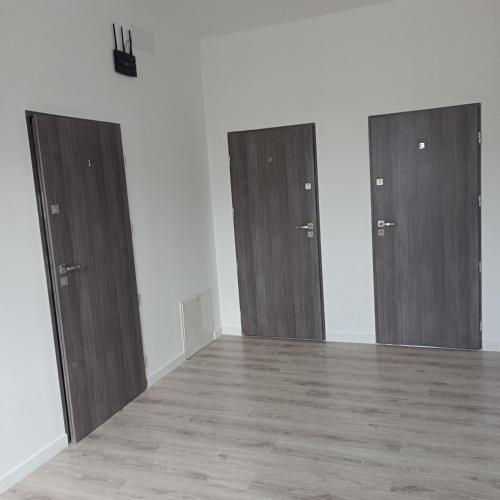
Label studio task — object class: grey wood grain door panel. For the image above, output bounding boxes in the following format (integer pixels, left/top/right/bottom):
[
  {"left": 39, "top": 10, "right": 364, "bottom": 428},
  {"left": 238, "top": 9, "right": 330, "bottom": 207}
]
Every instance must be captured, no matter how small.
[
  {"left": 369, "top": 104, "right": 481, "bottom": 349},
  {"left": 228, "top": 124, "right": 324, "bottom": 340},
  {"left": 32, "top": 113, "right": 147, "bottom": 441}
]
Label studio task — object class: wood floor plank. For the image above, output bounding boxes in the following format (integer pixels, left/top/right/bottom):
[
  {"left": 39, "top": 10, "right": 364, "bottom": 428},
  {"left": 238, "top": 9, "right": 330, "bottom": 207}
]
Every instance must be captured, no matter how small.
[{"left": 3, "top": 337, "right": 500, "bottom": 500}]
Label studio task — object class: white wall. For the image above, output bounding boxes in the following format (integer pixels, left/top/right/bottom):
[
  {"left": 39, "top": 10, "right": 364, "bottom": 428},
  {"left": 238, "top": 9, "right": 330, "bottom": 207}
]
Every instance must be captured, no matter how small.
[
  {"left": 202, "top": 0, "right": 500, "bottom": 349},
  {"left": 0, "top": 0, "right": 218, "bottom": 491}
]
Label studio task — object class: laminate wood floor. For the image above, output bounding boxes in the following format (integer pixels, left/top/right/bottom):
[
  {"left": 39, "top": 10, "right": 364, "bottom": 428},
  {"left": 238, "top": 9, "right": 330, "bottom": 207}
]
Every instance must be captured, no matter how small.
[{"left": 3, "top": 336, "right": 500, "bottom": 500}]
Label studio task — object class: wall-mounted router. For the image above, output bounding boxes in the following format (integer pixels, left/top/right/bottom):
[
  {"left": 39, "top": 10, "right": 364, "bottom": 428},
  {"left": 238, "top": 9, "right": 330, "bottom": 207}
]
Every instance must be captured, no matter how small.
[{"left": 113, "top": 24, "right": 137, "bottom": 77}]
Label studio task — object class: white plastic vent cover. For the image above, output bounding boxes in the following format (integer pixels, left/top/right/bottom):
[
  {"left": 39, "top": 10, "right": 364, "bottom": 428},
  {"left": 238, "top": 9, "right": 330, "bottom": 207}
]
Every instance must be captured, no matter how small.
[{"left": 180, "top": 290, "right": 215, "bottom": 359}]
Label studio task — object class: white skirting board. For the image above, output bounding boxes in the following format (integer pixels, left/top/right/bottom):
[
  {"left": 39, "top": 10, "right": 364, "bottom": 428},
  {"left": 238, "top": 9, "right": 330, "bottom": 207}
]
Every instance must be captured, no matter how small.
[
  {"left": 180, "top": 290, "right": 215, "bottom": 359},
  {"left": 218, "top": 327, "right": 500, "bottom": 351},
  {"left": 220, "top": 326, "right": 243, "bottom": 336},
  {"left": 147, "top": 352, "right": 186, "bottom": 387},
  {"left": 219, "top": 327, "right": 373, "bottom": 344},
  {"left": 483, "top": 341, "right": 500, "bottom": 352},
  {"left": 0, "top": 434, "right": 67, "bottom": 494},
  {"left": 328, "top": 331, "right": 375, "bottom": 344}
]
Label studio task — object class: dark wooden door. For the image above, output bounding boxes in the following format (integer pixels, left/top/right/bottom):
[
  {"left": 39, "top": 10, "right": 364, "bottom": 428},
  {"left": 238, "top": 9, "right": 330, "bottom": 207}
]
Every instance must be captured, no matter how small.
[
  {"left": 31, "top": 113, "right": 147, "bottom": 441},
  {"left": 369, "top": 104, "right": 481, "bottom": 349},
  {"left": 228, "top": 124, "right": 324, "bottom": 340}
]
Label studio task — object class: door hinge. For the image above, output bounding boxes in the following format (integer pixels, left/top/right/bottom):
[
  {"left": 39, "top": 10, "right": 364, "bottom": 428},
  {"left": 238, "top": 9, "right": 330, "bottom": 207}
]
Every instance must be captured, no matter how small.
[
  {"left": 478, "top": 131, "right": 482, "bottom": 144},
  {"left": 480, "top": 321, "right": 483, "bottom": 333},
  {"left": 50, "top": 204, "right": 61, "bottom": 215},
  {"left": 479, "top": 262, "right": 482, "bottom": 273},
  {"left": 478, "top": 195, "right": 482, "bottom": 208},
  {"left": 228, "top": 155, "right": 231, "bottom": 165}
]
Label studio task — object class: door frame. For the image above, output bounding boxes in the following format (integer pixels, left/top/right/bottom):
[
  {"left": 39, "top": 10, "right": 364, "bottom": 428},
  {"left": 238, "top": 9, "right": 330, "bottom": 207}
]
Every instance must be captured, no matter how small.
[
  {"left": 26, "top": 111, "right": 71, "bottom": 440},
  {"left": 228, "top": 123, "right": 326, "bottom": 341},
  {"left": 368, "top": 103, "right": 482, "bottom": 349}
]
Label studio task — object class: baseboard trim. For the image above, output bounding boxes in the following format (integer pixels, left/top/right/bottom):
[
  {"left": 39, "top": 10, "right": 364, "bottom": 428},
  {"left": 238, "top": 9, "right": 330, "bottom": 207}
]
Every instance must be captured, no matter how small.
[
  {"left": 482, "top": 341, "right": 500, "bottom": 352},
  {"left": 218, "top": 327, "right": 500, "bottom": 352},
  {"left": 147, "top": 353, "right": 185, "bottom": 387},
  {"left": 0, "top": 434, "right": 68, "bottom": 494},
  {"left": 214, "top": 326, "right": 224, "bottom": 338},
  {"left": 219, "top": 327, "right": 375, "bottom": 343},
  {"left": 328, "top": 331, "right": 375, "bottom": 344},
  {"left": 221, "top": 326, "right": 243, "bottom": 336}
]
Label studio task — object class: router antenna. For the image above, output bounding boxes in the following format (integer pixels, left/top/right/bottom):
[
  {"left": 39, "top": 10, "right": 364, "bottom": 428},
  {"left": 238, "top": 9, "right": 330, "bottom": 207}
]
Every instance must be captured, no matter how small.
[
  {"left": 113, "top": 24, "right": 118, "bottom": 51},
  {"left": 120, "top": 26, "right": 125, "bottom": 51},
  {"left": 129, "top": 29, "right": 133, "bottom": 55}
]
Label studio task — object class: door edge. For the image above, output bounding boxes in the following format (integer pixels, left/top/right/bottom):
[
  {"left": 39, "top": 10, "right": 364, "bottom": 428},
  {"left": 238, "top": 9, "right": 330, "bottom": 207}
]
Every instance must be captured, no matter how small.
[{"left": 25, "top": 111, "right": 72, "bottom": 442}]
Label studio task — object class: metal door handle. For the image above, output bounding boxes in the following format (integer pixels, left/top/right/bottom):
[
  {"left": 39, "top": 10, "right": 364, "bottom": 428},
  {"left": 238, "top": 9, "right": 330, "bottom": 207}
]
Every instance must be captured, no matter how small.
[
  {"left": 59, "top": 264, "right": 82, "bottom": 275},
  {"left": 377, "top": 220, "right": 397, "bottom": 228},
  {"left": 296, "top": 223, "right": 314, "bottom": 231}
]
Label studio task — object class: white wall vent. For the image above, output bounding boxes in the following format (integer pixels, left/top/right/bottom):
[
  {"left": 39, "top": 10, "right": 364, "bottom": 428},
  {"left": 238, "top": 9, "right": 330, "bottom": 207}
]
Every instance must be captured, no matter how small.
[{"left": 180, "top": 290, "right": 215, "bottom": 359}]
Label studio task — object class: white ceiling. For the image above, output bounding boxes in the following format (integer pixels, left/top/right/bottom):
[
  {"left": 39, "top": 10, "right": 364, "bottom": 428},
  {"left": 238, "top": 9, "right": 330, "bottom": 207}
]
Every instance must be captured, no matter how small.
[{"left": 124, "top": 0, "right": 398, "bottom": 38}]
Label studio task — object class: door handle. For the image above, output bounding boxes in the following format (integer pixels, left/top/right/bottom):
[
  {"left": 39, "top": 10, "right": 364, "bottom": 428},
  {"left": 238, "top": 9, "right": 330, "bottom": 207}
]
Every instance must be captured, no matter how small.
[
  {"left": 377, "top": 220, "right": 397, "bottom": 228},
  {"left": 59, "top": 264, "right": 82, "bottom": 275},
  {"left": 296, "top": 222, "right": 314, "bottom": 231}
]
